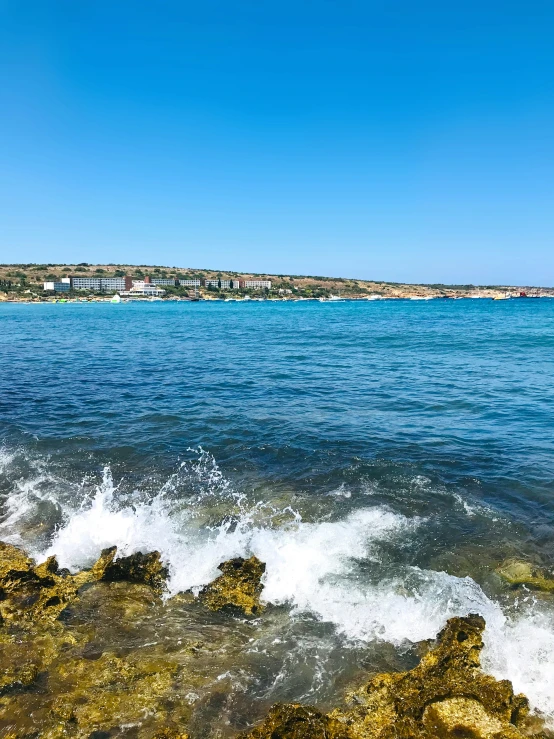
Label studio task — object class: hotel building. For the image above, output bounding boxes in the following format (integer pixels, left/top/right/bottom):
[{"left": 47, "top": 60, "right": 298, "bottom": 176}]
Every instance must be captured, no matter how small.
[
  {"left": 240, "top": 280, "right": 272, "bottom": 289},
  {"left": 204, "top": 279, "right": 240, "bottom": 289},
  {"left": 178, "top": 279, "right": 201, "bottom": 287},
  {"left": 43, "top": 279, "right": 71, "bottom": 292},
  {"left": 69, "top": 276, "right": 133, "bottom": 292}
]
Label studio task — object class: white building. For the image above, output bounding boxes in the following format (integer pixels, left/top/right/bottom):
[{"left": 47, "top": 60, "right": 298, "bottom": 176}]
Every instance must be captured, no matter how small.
[
  {"left": 179, "top": 279, "right": 201, "bottom": 287},
  {"left": 43, "top": 280, "right": 70, "bottom": 292},
  {"left": 241, "top": 280, "right": 272, "bottom": 290},
  {"left": 204, "top": 279, "right": 240, "bottom": 289},
  {"left": 147, "top": 278, "right": 177, "bottom": 286},
  {"left": 122, "top": 281, "right": 165, "bottom": 297},
  {"left": 70, "top": 276, "right": 129, "bottom": 292}
]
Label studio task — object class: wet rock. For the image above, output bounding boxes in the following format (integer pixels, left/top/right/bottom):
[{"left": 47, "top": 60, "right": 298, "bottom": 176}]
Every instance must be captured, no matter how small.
[
  {"left": 45, "top": 651, "right": 183, "bottom": 733},
  {"left": 102, "top": 550, "right": 168, "bottom": 592},
  {"left": 237, "top": 704, "right": 350, "bottom": 739},
  {"left": 331, "top": 614, "right": 533, "bottom": 738},
  {"left": 0, "top": 635, "right": 197, "bottom": 737},
  {"left": 199, "top": 556, "right": 266, "bottom": 616},
  {"left": 0, "top": 543, "right": 167, "bottom": 626},
  {"left": 0, "top": 622, "right": 86, "bottom": 693},
  {"left": 422, "top": 696, "right": 521, "bottom": 738},
  {"left": 241, "top": 615, "right": 543, "bottom": 739},
  {"left": 496, "top": 559, "right": 554, "bottom": 593},
  {"left": 0, "top": 542, "right": 35, "bottom": 585},
  {"left": 0, "top": 543, "right": 115, "bottom": 625}
]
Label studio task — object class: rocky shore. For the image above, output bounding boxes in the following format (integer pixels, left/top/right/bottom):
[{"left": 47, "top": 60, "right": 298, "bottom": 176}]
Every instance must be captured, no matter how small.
[{"left": 0, "top": 542, "right": 550, "bottom": 739}]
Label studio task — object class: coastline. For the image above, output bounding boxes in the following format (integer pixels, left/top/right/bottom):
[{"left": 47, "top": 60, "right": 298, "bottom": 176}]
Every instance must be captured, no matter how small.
[
  {"left": 0, "top": 539, "right": 551, "bottom": 738},
  {"left": 2, "top": 294, "right": 554, "bottom": 305}
]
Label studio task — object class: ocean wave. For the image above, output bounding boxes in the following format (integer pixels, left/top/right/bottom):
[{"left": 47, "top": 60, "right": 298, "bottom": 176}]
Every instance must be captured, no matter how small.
[{"left": 2, "top": 449, "right": 553, "bottom": 723}]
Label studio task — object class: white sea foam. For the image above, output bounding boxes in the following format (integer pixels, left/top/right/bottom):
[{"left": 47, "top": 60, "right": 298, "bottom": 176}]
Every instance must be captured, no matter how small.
[
  {"left": 9, "top": 457, "right": 553, "bottom": 724},
  {"left": 483, "top": 606, "right": 554, "bottom": 724},
  {"left": 0, "top": 448, "right": 15, "bottom": 472}
]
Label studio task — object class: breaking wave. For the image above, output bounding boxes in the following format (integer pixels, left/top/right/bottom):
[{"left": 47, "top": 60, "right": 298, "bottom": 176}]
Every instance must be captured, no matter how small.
[{"left": 1, "top": 448, "right": 553, "bottom": 723}]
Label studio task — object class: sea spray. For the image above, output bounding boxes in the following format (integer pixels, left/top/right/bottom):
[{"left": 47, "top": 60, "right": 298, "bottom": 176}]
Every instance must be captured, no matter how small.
[{"left": 3, "top": 449, "right": 554, "bottom": 723}]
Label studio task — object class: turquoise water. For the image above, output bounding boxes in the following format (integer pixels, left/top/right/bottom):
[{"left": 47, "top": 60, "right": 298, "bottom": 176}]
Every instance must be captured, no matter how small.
[{"left": 1, "top": 299, "right": 554, "bottom": 724}]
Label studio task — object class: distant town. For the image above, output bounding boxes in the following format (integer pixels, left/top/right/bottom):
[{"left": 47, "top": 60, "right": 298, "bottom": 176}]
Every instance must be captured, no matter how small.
[
  {"left": 1, "top": 263, "right": 553, "bottom": 302},
  {"left": 42, "top": 274, "right": 272, "bottom": 297}
]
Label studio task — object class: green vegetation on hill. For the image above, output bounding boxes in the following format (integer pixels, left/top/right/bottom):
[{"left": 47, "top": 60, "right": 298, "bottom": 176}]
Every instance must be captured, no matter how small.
[{"left": 0, "top": 263, "right": 550, "bottom": 300}]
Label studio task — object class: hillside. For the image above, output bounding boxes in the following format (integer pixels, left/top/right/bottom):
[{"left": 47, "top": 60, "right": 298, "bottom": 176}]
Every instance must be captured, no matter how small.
[{"left": 0, "top": 263, "right": 551, "bottom": 299}]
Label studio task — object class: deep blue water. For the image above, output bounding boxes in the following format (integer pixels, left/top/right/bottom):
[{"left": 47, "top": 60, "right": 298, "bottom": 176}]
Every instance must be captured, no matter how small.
[
  {"left": 1, "top": 299, "right": 554, "bottom": 721},
  {"left": 2, "top": 299, "right": 554, "bottom": 525}
]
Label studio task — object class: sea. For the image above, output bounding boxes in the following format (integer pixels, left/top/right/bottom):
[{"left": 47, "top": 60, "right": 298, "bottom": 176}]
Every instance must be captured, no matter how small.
[{"left": 1, "top": 298, "right": 553, "bottom": 731}]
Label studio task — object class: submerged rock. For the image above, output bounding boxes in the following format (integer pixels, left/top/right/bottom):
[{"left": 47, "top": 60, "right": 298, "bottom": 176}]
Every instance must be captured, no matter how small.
[
  {"left": 496, "top": 558, "right": 554, "bottom": 593},
  {"left": 199, "top": 556, "right": 266, "bottom": 616},
  {"left": 240, "top": 615, "right": 544, "bottom": 739},
  {"left": 237, "top": 704, "right": 350, "bottom": 739},
  {"left": 0, "top": 621, "right": 85, "bottom": 693}
]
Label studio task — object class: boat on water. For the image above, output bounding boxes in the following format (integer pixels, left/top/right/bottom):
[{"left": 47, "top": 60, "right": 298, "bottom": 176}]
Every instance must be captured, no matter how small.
[
  {"left": 111, "top": 294, "right": 122, "bottom": 304},
  {"left": 320, "top": 293, "right": 345, "bottom": 302}
]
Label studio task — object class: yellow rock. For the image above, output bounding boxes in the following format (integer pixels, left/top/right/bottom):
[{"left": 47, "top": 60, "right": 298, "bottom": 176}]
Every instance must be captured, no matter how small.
[
  {"left": 423, "top": 696, "right": 521, "bottom": 738},
  {"left": 0, "top": 542, "right": 167, "bottom": 625},
  {"left": 240, "top": 615, "right": 542, "bottom": 739},
  {"left": 199, "top": 555, "right": 266, "bottom": 616},
  {"left": 237, "top": 703, "right": 350, "bottom": 739}
]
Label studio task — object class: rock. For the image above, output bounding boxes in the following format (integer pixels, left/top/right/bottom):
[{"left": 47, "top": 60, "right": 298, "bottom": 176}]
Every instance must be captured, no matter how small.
[
  {"left": 0, "top": 544, "right": 115, "bottom": 625},
  {"left": 237, "top": 704, "right": 350, "bottom": 739},
  {"left": 496, "top": 559, "right": 554, "bottom": 593},
  {"left": 332, "top": 614, "right": 531, "bottom": 738},
  {"left": 0, "top": 543, "right": 167, "bottom": 626},
  {"left": 241, "top": 615, "right": 542, "bottom": 739},
  {"left": 0, "top": 541, "right": 35, "bottom": 586},
  {"left": 422, "top": 696, "right": 521, "bottom": 738},
  {"left": 46, "top": 651, "right": 182, "bottom": 732},
  {"left": 102, "top": 549, "right": 168, "bottom": 591},
  {"left": 199, "top": 556, "right": 266, "bottom": 616},
  {"left": 0, "top": 622, "right": 86, "bottom": 693}
]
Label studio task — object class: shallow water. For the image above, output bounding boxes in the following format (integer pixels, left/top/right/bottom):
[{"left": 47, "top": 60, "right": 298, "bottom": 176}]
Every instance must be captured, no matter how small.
[{"left": 1, "top": 299, "right": 553, "bottom": 733}]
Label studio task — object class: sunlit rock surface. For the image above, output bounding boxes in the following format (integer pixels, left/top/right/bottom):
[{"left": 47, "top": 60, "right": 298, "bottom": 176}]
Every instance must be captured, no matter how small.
[
  {"left": 237, "top": 704, "right": 349, "bottom": 739},
  {"left": 198, "top": 555, "right": 266, "bottom": 616},
  {"left": 241, "top": 615, "right": 546, "bottom": 739},
  {"left": 0, "top": 543, "right": 167, "bottom": 626},
  {"left": 0, "top": 543, "right": 271, "bottom": 737},
  {"left": 0, "top": 542, "right": 549, "bottom": 739}
]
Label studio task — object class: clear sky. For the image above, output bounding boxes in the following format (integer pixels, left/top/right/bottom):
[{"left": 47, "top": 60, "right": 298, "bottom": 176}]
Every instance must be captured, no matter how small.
[{"left": 1, "top": 1, "right": 554, "bottom": 285}]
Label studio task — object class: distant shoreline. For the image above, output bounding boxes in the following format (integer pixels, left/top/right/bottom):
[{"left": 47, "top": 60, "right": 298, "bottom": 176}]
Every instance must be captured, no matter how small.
[
  {"left": 1, "top": 263, "right": 553, "bottom": 302},
  {"left": 2, "top": 295, "right": 553, "bottom": 305}
]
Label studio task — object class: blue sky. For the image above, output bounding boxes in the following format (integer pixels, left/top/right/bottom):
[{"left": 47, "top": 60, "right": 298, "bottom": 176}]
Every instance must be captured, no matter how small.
[{"left": 1, "top": 1, "right": 554, "bottom": 284}]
